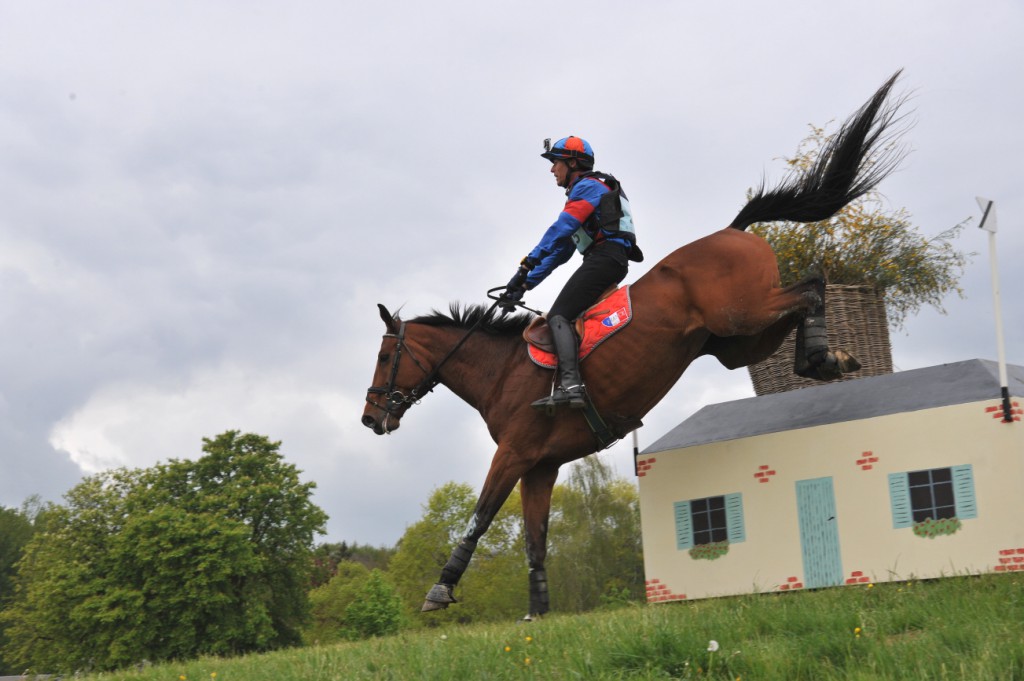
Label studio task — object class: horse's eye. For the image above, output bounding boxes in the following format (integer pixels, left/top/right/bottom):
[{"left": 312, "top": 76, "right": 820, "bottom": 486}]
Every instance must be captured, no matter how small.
[{"left": 378, "top": 353, "right": 389, "bottom": 364}]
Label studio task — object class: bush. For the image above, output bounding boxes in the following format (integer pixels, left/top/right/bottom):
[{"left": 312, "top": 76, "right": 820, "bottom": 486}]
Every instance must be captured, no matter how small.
[
  {"left": 342, "top": 570, "right": 406, "bottom": 640},
  {"left": 750, "top": 125, "right": 969, "bottom": 329}
]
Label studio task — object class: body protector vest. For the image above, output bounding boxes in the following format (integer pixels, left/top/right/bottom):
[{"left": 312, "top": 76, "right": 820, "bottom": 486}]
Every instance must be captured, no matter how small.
[{"left": 570, "top": 171, "right": 644, "bottom": 263}]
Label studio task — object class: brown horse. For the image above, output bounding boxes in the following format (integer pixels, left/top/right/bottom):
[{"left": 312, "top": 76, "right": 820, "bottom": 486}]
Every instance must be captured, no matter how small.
[{"left": 362, "top": 72, "right": 907, "bottom": 618}]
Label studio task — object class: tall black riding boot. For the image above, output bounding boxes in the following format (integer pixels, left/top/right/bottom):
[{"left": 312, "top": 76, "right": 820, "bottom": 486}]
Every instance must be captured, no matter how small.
[{"left": 531, "top": 315, "right": 587, "bottom": 412}]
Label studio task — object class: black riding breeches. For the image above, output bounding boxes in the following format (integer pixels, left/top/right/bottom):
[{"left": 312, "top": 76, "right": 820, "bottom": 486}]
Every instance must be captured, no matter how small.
[{"left": 548, "top": 242, "right": 629, "bottom": 321}]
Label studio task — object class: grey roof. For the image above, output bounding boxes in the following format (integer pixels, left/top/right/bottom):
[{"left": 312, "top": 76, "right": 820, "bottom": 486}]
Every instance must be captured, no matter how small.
[{"left": 644, "top": 358, "right": 1024, "bottom": 454}]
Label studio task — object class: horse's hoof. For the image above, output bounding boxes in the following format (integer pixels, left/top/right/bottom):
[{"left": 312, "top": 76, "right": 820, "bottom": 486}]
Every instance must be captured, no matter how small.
[
  {"left": 834, "top": 349, "right": 861, "bottom": 373},
  {"left": 421, "top": 599, "right": 449, "bottom": 612},
  {"left": 421, "top": 583, "right": 457, "bottom": 612},
  {"left": 816, "top": 353, "right": 842, "bottom": 380}
]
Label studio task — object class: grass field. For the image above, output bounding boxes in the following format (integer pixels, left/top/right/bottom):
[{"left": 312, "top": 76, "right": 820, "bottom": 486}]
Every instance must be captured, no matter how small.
[{"left": 82, "top": 573, "right": 1024, "bottom": 680}]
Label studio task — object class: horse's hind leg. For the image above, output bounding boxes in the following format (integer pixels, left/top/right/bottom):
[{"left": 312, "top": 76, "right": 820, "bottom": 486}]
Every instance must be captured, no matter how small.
[
  {"left": 519, "top": 462, "right": 560, "bottom": 619},
  {"left": 793, "top": 278, "right": 861, "bottom": 380},
  {"left": 701, "top": 276, "right": 860, "bottom": 381}
]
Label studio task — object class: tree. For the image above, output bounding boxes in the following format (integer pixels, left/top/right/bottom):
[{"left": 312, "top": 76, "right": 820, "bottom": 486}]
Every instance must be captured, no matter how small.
[
  {"left": 388, "top": 482, "right": 525, "bottom": 625},
  {"left": 0, "top": 431, "right": 327, "bottom": 673},
  {"left": 305, "top": 561, "right": 370, "bottom": 644},
  {"left": 546, "top": 456, "right": 644, "bottom": 611},
  {"left": 749, "top": 125, "right": 969, "bottom": 329},
  {"left": 0, "top": 499, "right": 47, "bottom": 675},
  {"left": 309, "top": 541, "right": 395, "bottom": 588},
  {"left": 341, "top": 569, "right": 406, "bottom": 640},
  {"left": 0, "top": 506, "right": 33, "bottom": 605}
]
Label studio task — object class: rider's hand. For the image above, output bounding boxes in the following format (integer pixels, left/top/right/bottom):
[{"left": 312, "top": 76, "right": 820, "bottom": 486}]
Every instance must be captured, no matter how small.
[
  {"left": 499, "top": 286, "right": 525, "bottom": 314},
  {"left": 499, "top": 257, "right": 537, "bottom": 314}
]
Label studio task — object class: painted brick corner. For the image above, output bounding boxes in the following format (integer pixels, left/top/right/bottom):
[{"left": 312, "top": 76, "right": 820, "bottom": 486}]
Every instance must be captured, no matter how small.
[
  {"left": 636, "top": 456, "right": 657, "bottom": 478},
  {"left": 645, "top": 578, "right": 687, "bottom": 602}
]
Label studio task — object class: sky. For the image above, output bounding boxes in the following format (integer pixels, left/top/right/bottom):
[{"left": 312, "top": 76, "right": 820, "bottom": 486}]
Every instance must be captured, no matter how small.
[{"left": 1, "top": 1, "right": 1021, "bottom": 547}]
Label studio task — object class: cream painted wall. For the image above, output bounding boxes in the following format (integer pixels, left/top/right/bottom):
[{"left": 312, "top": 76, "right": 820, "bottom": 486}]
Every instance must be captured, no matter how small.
[{"left": 639, "top": 399, "right": 1024, "bottom": 602}]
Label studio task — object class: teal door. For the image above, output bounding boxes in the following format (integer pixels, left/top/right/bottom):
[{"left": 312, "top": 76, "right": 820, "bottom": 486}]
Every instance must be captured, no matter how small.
[{"left": 795, "top": 477, "right": 843, "bottom": 588}]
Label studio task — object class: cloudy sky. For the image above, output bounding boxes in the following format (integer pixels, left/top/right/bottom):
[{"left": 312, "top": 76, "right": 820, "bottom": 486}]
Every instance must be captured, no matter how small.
[{"left": 1, "top": 1, "right": 1021, "bottom": 547}]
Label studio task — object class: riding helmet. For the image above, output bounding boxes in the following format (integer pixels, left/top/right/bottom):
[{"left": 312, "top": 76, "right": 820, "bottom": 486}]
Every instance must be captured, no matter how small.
[{"left": 541, "top": 136, "right": 595, "bottom": 168}]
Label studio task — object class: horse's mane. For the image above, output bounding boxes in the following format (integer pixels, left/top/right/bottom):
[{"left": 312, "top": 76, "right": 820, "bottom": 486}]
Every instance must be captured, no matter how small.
[{"left": 409, "top": 303, "right": 536, "bottom": 336}]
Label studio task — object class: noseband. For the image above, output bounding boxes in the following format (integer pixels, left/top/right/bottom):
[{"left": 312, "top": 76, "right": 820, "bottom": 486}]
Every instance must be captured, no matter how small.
[{"left": 365, "top": 321, "right": 437, "bottom": 417}]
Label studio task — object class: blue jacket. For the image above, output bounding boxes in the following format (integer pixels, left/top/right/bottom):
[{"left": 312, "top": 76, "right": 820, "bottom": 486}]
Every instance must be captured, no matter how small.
[{"left": 524, "top": 174, "right": 631, "bottom": 288}]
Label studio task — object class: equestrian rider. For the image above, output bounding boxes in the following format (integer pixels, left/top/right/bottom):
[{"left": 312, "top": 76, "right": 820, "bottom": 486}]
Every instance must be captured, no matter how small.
[{"left": 501, "top": 136, "right": 642, "bottom": 412}]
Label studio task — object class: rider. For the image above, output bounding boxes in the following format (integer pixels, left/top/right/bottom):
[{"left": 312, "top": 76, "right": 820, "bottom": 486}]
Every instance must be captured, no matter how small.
[{"left": 502, "top": 136, "right": 642, "bottom": 412}]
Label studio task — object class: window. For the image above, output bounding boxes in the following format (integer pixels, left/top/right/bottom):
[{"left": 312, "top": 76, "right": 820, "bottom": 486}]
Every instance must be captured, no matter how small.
[
  {"left": 674, "top": 493, "right": 745, "bottom": 549},
  {"left": 907, "top": 468, "right": 955, "bottom": 522},
  {"left": 691, "top": 496, "right": 728, "bottom": 545},
  {"left": 889, "top": 465, "right": 977, "bottom": 529}
]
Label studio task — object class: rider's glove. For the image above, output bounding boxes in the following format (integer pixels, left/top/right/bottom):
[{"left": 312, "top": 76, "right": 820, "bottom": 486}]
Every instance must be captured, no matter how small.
[
  {"left": 500, "top": 257, "right": 537, "bottom": 314},
  {"left": 499, "top": 286, "right": 525, "bottom": 314}
]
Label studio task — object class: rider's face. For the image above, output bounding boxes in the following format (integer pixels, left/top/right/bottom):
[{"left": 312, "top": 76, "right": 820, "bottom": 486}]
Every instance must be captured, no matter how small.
[{"left": 550, "top": 159, "right": 572, "bottom": 187}]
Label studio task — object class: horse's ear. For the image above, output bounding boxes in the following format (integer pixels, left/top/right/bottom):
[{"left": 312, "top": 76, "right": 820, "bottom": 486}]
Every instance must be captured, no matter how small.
[{"left": 377, "top": 304, "right": 398, "bottom": 333}]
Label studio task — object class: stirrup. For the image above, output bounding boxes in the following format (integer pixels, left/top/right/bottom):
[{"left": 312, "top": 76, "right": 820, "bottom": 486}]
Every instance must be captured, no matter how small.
[{"left": 531, "top": 385, "right": 587, "bottom": 414}]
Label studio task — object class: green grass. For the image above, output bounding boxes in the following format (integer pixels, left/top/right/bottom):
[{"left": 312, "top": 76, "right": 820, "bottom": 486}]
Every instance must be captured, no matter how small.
[{"left": 82, "top": 574, "right": 1024, "bottom": 681}]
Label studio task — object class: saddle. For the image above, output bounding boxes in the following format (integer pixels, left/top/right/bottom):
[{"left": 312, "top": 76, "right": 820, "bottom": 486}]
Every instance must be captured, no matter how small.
[{"left": 525, "top": 286, "right": 633, "bottom": 369}]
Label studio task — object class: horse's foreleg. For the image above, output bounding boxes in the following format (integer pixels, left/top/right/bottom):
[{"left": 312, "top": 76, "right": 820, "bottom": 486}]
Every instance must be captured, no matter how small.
[
  {"left": 520, "top": 462, "right": 559, "bottom": 620},
  {"left": 422, "top": 449, "right": 526, "bottom": 612}
]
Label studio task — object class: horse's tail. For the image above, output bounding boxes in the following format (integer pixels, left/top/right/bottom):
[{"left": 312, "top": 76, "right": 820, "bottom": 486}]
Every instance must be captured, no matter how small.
[{"left": 728, "top": 70, "right": 909, "bottom": 232}]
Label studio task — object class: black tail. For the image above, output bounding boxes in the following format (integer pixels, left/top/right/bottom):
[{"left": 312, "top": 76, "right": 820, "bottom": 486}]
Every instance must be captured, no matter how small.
[{"left": 729, "top": 70, "right": 909, "bottom": 232}]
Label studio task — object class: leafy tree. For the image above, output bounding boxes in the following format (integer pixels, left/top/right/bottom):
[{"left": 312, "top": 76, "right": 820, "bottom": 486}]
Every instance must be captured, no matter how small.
[
  {"left": 388, "top": 482, "right": 525, "bottom": 625},
  {"left": 341, "top": 569, "right": 406, "bottom": 639},
  {"left": 310, "top": 541, "right": 395, "bottom": 588},
  {"left": 0, "top": 431, "right": 327, "bottom": 673},
  {"left": 547, "top": 456, "right": 644, "bottom": 612},
  {"left": 305, "top": 561, "right": 371, "bottom": 644},
  {"left": 749, "top": 125, "right": 969, "bottom": 329},
  {"left": 0, "top": 499, "right": 47, "bottom": 674},
  {"left": 0, "top": 506, "right": 33, "bottom": 605}
]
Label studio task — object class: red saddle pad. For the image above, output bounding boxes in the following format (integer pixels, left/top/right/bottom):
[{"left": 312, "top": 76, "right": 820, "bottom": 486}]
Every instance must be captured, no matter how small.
[{"left": 527, "top": 286, "right": 633, "bottom": 369}]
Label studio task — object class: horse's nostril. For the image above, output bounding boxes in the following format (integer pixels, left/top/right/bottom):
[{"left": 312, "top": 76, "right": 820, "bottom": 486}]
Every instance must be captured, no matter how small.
[{"left": 361, "top": 415, "right": 376, "bottom": 428}]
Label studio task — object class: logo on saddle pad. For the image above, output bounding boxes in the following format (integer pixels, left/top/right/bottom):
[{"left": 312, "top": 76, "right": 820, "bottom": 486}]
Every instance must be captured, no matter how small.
[{"left": 526, "top": 286, "right": 633, "bottom": 369}]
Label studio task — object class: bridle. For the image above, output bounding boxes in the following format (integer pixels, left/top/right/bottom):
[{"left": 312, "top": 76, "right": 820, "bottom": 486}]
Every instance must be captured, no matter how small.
[
  {"left": 365, "top": 320, "right": 438, "bottom": 419},
  {"left": 365, "top": 289, "right": 539, "bottom": 428},
  {"left": 368, "top": 296, "right": 512, "bottom": 419}
]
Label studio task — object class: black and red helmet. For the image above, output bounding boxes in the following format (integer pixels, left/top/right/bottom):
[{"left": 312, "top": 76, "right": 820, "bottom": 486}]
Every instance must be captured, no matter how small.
[{"left": 541, "top": 136, "right": 595, "bottom": 168}]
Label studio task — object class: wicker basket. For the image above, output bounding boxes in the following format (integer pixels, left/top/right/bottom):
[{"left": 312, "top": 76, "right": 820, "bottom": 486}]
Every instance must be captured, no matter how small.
[{"left": 747, "top": 284, "right": 893, "bottom": 395}]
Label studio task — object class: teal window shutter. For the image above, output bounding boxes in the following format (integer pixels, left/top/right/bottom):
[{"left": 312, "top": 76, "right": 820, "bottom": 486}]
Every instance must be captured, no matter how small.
[
  {"left": 674, "top": 500, "right": 693, "bottom": 549},
  {"left": 951, "top": 464, "right": 978, "bottom": 519},
  {"left": 888, "top": 472, "right": 913, "bottom": 529},
  {"left": 724, "top": 493, "right": 746, "bottom": 543}
]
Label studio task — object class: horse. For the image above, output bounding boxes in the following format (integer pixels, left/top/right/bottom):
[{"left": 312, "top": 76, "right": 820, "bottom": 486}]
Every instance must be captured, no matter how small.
[{"left": 362, "top": 72, "right": 908, "bottom": 618}]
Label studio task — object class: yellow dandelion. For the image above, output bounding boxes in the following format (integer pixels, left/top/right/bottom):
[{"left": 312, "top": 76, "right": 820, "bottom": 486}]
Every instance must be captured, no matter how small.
[
  {"left": 525, "top": 635, "right": 532, "bottom": 643},
  {"left": 867, "top": 583, "right": 874, "bottom": 589},
  {"left": 524, "top": 657, "right": 531, "bottom": 666},
  {"left": 504, "top": 645, "right": 511, "bottom": 652}
]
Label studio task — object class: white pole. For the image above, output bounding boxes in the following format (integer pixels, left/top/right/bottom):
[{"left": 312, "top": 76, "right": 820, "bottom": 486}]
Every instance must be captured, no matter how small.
[
  {"left": 976, "top": 197, "right": 1012, "bottom": 422},
  {"left": 632, "top": 429, "right": 640, "bottom": 476}
]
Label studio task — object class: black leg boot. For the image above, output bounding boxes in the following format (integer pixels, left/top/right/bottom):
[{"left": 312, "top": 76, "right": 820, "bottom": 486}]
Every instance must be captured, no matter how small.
[{"left": 531, "top": 315, "right": 587, "bottom": 412}]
